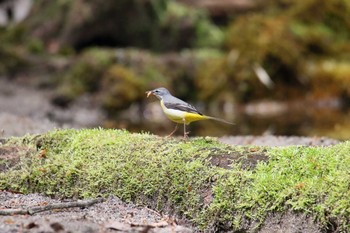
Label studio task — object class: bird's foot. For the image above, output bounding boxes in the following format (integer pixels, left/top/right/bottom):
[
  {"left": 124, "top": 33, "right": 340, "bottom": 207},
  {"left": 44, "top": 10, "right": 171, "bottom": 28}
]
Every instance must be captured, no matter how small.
[
  {"left": 183, "top": 131, "right": 190, "bottom": 139},
  {"left": 166, "top": 124, "right": 178, "bottom": 138}
]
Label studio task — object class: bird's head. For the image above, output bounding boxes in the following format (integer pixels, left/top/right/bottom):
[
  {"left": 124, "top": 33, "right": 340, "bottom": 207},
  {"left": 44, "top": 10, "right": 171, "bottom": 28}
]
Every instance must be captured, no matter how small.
[{"left": 146, "top": 87, "right": 170, "bottom": 100}]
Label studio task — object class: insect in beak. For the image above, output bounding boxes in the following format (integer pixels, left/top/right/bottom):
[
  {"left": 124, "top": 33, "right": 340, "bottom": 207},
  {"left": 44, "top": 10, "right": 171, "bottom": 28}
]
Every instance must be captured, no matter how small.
[{"left": 146, "top": 91, "right": 152, "bottom": 98}]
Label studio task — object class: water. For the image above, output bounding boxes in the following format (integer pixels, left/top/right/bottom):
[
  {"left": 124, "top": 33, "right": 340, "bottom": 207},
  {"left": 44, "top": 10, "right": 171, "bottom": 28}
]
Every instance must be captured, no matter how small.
[
  {"left": 1, "top": 79, "right": 349, "bottom": 140},
  {"left": 122, "top": 99, "right": 350, "bottom": 140}
]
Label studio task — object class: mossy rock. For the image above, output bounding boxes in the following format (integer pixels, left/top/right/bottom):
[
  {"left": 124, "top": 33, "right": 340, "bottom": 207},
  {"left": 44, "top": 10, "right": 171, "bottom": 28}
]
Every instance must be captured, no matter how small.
[
  {"left": 1, "top": 129, "right": 349, "bottom": 231},
  {"left": 100, "top": 65, "right": 145, "bottom": 112},
  {"left": 304, "top": 59, "right": 350, "bottom": 98},
  {"left": 58, "top": 47, "right": 115, "bottom": 100}
]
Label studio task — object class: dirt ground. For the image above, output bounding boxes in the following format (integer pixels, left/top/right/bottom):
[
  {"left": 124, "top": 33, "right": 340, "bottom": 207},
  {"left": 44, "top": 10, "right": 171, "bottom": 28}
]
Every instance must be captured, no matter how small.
[
  {"left": 0, "top": 78, "right": 340, "bottom": 232},
  {"left": 0, "top": 191, "right": 192, "bottom": 233}
]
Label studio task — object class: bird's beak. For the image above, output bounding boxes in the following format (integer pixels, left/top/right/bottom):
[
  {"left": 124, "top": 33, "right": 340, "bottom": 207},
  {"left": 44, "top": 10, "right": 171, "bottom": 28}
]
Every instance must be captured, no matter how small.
[{"left": 146, "top": 90, "right": 153, "bottom": 98}]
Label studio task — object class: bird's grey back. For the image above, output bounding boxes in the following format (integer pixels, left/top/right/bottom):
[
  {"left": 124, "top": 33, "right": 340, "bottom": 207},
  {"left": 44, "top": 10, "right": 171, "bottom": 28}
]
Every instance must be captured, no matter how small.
[
  {"left": 162, "top": 93, "right": 202, "bottom": 114},
  {"left": 162, "top": 93, "right": 188, "bottom": 105}
]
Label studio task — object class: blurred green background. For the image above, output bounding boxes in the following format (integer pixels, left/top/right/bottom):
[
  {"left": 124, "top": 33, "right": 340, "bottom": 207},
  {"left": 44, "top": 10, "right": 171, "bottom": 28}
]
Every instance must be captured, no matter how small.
[{"left": 0, "top": 0, "right": 349, "bottom": 139}]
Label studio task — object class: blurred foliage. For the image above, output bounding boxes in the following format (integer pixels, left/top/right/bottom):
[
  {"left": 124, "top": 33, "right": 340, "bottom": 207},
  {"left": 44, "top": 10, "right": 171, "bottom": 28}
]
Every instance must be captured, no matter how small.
[
  {"left": 196, "top": 0, "right": 350, "bottom": 102},
  {"left": 2, "top": 0, "right": 349, "bottom": 104},
  {"left": 23, "top": 0, "right": 223, "bottom": 52},
  {"left": 0, "top": 27, "right": 28, "bottom": 75},
  {"left": 58, "top": 48, "right": 115, "bottom": 100},
  {"left": 4, "top": 0, "right": 226, "bottom": 114},
  {"left": 1, "top": 0, "right": 350, "bottom": 139},
  {"left": 58, "top": 47, "right": 222, "bottom": 114}
]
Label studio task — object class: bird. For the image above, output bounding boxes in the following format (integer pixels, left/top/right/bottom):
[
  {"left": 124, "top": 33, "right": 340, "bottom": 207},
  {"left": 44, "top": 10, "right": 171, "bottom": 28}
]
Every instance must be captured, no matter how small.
[{"left": 146, "top": 87, "right": 233, "bottom": 138}]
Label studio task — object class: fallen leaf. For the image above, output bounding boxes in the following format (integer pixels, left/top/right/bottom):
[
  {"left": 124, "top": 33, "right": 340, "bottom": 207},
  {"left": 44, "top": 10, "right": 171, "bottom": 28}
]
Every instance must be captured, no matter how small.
[
  {"left": 39, "top": 201, "right": 49, "bottom": 206},
  {"left": 37, "top": 149, "right": 47, "bottom": 158},
  {"left": 4, "top": 218, "right": 14, "bottom": 224},
  {"left": 249, "top": 148, "right": 259, "bottom": 152}
]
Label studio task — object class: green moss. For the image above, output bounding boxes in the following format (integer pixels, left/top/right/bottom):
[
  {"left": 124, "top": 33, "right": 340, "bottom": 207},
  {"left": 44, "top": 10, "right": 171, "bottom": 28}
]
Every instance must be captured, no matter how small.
[{"left": 1, "top": 129, "right": 349, "bottom": 231}]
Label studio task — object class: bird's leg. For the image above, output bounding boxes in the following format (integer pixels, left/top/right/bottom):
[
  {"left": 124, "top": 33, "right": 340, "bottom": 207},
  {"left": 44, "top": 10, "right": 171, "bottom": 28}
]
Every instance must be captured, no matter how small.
[
  {"left": 183, "top": 124, "right": 189, "bottom": 139},
  {"left": 182, "top": 119, "right": 189, "bottom": 139},
  {"left": 167, "top": 124, "right": 178, "bottom": 137}
]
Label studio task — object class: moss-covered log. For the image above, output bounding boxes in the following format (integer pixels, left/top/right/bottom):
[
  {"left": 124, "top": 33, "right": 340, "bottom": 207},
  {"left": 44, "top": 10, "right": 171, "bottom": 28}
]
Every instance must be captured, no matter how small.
[{"left": 0, "top": 129, "right": 349, "bottom": 231}]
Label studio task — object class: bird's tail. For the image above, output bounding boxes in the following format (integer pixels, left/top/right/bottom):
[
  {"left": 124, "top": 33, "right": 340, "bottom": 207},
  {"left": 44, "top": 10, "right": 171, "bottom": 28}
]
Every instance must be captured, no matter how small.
[{"left": 205, "top": 115, "right": 234, "bottom": 125}]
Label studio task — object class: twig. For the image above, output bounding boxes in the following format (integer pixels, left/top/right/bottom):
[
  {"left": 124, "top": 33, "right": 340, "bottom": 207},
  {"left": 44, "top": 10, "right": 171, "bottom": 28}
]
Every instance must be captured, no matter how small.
[
  {"left": 144, "top": 206, "right": 162, "bottom": 217},
  {"left": 0, "top": 197, "right": 105, "bottom": 216},
  {"left": 129, "top": 220, "right": 169, "bottom": 228}
]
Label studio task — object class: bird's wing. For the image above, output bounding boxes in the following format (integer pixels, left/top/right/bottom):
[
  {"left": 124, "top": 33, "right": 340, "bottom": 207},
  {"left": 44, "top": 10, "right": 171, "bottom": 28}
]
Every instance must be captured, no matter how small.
[{"left": 164, "top": 101, "right": 203, "bottom": 115}]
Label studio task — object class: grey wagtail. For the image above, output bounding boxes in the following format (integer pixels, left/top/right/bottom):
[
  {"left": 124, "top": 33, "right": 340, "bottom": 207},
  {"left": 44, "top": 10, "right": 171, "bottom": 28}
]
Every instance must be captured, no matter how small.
[{"left": 146, "top": 87, "right": 233, "bottom": 137}]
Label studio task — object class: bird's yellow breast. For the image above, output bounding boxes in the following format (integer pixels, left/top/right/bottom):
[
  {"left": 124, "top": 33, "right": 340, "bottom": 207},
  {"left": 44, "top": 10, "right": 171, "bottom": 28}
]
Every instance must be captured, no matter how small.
[{"left": 160, "top": 100, "right": 208, "bottom": 124}]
